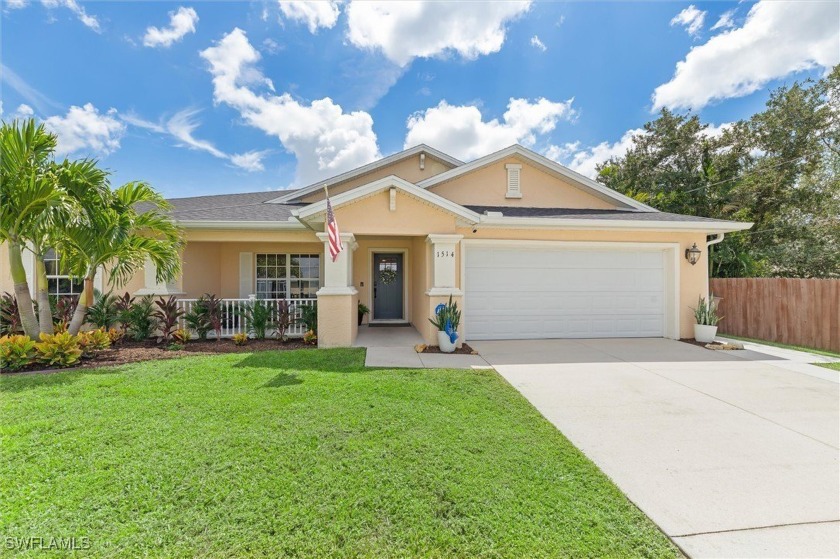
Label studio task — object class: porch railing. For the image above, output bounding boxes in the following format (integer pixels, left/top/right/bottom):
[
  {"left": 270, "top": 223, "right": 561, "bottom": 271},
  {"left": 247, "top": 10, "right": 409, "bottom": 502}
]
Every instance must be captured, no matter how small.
[{"left": 175, "top": 298, "right": 316, "bottom": 339}]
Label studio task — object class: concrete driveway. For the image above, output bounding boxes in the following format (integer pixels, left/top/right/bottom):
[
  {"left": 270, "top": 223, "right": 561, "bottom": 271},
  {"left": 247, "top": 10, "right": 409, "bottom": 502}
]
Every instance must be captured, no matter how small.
[{"left": 473, "top": 338, "right": 840, "bottom": 558}]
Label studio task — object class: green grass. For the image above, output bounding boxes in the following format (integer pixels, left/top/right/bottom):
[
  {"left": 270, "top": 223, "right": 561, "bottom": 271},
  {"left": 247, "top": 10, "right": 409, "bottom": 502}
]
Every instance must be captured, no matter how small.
[
  {"left": 721, "top": 334, "right": 840, "bottom": 359},
  {"left": 1, "top": 350, "right": 679, "bottom": 558},
  {"left": 815, "top": 362, "right": 840, "bottom": 372}
]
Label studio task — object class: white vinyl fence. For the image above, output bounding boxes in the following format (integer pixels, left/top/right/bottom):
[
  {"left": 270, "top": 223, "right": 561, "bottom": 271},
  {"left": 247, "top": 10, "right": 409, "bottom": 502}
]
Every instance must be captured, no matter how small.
[{"left": 176, "top": 298, "right": 316, "bottom": 339}]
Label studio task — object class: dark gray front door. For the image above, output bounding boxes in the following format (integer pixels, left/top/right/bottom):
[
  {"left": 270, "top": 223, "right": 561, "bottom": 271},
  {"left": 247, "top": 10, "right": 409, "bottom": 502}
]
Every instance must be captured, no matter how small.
[{"left": 373, "top": 253, "right": 404, "bottom": 320}]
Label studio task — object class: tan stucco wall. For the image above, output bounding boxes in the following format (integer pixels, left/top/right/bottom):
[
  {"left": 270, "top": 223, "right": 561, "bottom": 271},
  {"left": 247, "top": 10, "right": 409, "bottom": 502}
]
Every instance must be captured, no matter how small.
[
  {"left": 428, "top": 157, "right": 617, "bottom": 210},
  {"left": 411, "top": 236, "right": 430, "bottom": 335},
  {"left": 317, "top": 293, "right": 357, "bottom": 348},
  {"left": 181, "top": 242, "right": 222, "bottom": 297},
  {"left": 334, "top": 190, "right": 459, "bottom": 235},
  {"left": 0, "top": 245, "right": 13, "bottom": 294},
  {"left": 301, "top": 155, "right": 453, "bottom": 203}
]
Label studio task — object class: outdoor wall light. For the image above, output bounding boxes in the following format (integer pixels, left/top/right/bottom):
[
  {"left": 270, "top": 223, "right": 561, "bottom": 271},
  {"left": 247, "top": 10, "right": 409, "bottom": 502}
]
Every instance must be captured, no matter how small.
[{"left": 685, "top": 243, "right": 702, "bottom": 265}]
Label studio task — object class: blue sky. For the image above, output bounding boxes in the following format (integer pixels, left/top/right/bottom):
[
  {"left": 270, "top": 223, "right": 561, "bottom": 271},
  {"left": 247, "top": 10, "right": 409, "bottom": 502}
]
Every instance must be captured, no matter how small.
[{"left": 2, "top": 1, "right": 837, "bottom": 198}]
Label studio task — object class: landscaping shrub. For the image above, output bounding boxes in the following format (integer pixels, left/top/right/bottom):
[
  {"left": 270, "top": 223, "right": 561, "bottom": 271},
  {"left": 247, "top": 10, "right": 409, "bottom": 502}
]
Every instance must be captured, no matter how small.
[
  {"left": 203, "top": 294, "right": 223, "bottom": 341},
  {"left": 35, "top": 331, "right": 83, "bottom": 367},
  {"left": 232, "top": 332, "right": 248, "bottom": 346},
  {"left": 0, "top": 334, "right": 37, "bottom": 371},
  {"left": 0, "top": 292, "right": 22, "bottom": 336},
  {"left": 123, "top": 296, "right": 158, "bottom": 341},
  {"left": 114, "top": 292, "right": 134, "bottom": 333},
  {"left": 86, "top": 293, "right": 120, "bottom": 329},
  {"left": 107, "top": 327, "right": 125, "bottom": 345},
  {"left": 184, "top": 296, "right": 211, "bottom": 340},
  {"left": 173, "top": 328, "right": 191, "bottom": 344},
  {"left": 303, "top": 330, "right": 317, "bottom": 345},
  {"left": 52, "top": 296, "right": 78, "bottom": 333},
  {"left": 275, "top": 300, "right": 291, "bottom": 341},
  {"left": 77, "top": 329, "right": 111, "bottom": 357},
  {"left": 153, "top": 296, "right": 184, "bottom": 344},
  {"left": 298, "top": 302, "right": 317, "bottom": 334},
  {"left": 242, "top": 299, "right": 273, "bottom": 340}
]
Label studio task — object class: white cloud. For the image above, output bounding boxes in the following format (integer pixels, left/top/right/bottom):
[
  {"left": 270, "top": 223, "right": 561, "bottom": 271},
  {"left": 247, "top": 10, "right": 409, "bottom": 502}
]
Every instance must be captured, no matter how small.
[
  {"left": 670, "top": 5, "right": 706, "bottom": 36},
  {"left": 710, "top": 10, "right": 735, "bottom": 31},
  {"left": 346, "top": 0, "right": 531, "bottom": 66},
  {"left": 530, "top": 35, "right": 546, "bottom": 52},
  {"left": 654, "top": 0, "right": 839, "bottom": 111},
  {"left": 122, "top": 108, "right": 266, "bottom": 172},
  {"left": 143, "top": 6, "right": 198, "bottom": 48},
  {"left": 278, "top": 0, "right": 341, "bottom": 33},
  {"left": 41, "top": 0, "right": 100, "bottom": 32},
  {"left": 262, "top": 38, "right": 283, "bottom": 54},
  {"left": 44, "top": 103, "right": 125, "bottom": 156},
  {"left": 200, "top": 27, "right": 380, "bottom": 184},
  {"left": 5, "top": 0, "right": 28, "bottom": 8},
  {"left": 404, "top": 97, "right": 575, "bottom": 161},
  {"left": 12, "top": 104, "right": 35, "bottom": 119},
  {"left": 230, "top": 150, "right": 270, "bottom": 172},
  {"left": 557, "top": 129, "right": 644, "bottom": 178}
]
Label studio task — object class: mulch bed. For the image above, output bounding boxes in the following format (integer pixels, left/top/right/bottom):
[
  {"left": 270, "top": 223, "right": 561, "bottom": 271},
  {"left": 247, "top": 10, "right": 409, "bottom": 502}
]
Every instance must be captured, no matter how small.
[
  {"left": 420, "top": 343, "right": 478, "bottom": 355},
  {"left": 680, "top": 338, "right": 743, "bottom": 351},
  {"left": 3, "top": 338, "right": 315, "bottom": 376}
]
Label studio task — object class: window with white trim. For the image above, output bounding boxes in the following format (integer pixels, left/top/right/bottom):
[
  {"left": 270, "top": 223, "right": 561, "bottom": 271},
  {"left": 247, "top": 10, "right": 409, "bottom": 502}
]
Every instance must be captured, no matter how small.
[
  {"left": 255, "top": 253, "right": 320, "bottom": 299},
  {"left": 44, "top": 249, "right": 84, "bottom": 298}
]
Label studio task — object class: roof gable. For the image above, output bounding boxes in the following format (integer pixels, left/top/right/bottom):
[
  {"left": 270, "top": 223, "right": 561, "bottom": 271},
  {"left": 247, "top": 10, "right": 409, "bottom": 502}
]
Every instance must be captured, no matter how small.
[
  {"left": 268, "top": 144, "right": 462, "bottom": 204},
  {"left": 417, "top": 145, "right": 656, "bottom": 212}
]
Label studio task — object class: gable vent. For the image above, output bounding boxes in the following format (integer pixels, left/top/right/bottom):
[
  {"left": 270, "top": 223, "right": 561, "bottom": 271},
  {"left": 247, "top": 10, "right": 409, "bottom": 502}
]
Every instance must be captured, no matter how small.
[{"left": 505, "top": 164, "right": 522, "bottom": 199}]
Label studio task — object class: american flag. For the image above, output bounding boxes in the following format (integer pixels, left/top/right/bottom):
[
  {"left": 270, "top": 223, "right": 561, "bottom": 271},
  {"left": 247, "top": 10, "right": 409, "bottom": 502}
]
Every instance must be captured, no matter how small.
[{"left": 326, "top": 194, "right": 343, "bottom": 262}]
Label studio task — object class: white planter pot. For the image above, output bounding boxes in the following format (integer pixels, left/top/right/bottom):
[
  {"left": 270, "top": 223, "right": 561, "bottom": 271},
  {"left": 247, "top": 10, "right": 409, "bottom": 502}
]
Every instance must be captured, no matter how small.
[
  {"left": 694, "top": 324, "right": 718, "bottom": 343},
  {"left": 437, "top": 331, "right": 457, "bottom": 353}
]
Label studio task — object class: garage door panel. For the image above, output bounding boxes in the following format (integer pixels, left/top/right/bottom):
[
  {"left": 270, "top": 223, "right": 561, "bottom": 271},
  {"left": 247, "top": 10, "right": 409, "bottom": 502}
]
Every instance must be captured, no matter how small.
[{"left": 465, "top": 246, "right": 667, "bottom": 340}]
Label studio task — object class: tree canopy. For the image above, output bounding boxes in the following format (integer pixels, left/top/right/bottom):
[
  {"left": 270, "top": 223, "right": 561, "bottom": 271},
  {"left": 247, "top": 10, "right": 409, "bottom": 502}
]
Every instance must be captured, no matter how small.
[{"left": 597, "top": 66, "right": 839, "bottom": 278}]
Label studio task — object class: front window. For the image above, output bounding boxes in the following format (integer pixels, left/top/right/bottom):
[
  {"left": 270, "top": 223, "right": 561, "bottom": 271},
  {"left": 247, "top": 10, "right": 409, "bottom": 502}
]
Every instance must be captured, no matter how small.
[
  {"left": 255, "top": 253, "right": 320, "bottom": 299},
  {"left": 44, "top": 249, "right": 84, "bottom": 298}
]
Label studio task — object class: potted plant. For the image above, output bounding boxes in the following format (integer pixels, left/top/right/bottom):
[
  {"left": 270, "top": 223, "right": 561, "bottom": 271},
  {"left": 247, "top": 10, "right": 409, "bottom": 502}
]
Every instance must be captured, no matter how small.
[
  {"left": 358, "top": 302, "right": 369, "bottom": 326},
  {"left": 692, "top": 295, "right": 722, "bottom": 343},
  {"left": 428, "top": 295, "right": 461, "bottom": 353}
]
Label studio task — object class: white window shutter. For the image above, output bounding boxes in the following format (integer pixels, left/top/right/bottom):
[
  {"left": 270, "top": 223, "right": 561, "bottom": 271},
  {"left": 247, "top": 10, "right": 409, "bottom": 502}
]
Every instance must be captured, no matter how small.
[
  {"left": 239, "top": 252, "right": 253, "bottom": 297},
  {"left": 505, "top": 164, "right": 522, "bottom": 198}
]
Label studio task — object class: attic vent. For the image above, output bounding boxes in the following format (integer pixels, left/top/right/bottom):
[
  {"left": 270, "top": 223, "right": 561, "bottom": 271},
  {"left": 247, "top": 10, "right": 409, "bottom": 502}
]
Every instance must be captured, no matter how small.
[{"left": 505, "top": 164, "right": 522, "bottom": 199}]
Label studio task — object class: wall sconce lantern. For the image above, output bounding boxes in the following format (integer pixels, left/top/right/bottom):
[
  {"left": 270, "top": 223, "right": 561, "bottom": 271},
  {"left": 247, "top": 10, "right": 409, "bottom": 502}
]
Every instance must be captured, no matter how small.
[{"left": 685, "top": 243, "right": 702, "bottom": 265}]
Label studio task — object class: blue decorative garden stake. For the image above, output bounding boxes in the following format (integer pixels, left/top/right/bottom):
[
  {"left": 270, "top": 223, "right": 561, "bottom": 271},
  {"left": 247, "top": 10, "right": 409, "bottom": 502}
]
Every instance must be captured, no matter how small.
[{"left": 435, "top": 303, "right": 446, "bottom": 315}]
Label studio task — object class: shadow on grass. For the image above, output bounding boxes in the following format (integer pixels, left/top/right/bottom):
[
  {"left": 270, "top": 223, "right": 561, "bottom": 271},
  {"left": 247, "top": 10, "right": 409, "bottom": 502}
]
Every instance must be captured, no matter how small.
[
  {"left": 0, "top": 366, "right": 119, "bottom": 393},
  {"left": 261, "top": 372, "right": 303, "bottom": 388},
  {"left": 233, "top": 347, "right": 368, "bottom": 374}
]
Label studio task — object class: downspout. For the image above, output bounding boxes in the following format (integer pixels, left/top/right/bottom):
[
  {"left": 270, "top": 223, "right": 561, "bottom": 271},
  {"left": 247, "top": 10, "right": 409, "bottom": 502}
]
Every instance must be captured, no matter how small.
[{"left": 705, "top": 233, "right": 725, "bottom": 298}]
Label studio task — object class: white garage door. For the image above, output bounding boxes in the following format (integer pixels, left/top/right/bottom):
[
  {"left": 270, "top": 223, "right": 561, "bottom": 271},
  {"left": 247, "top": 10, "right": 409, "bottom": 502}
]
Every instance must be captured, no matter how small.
[{"left": 465, "top": 245, "right": 667, "bottom": 340}]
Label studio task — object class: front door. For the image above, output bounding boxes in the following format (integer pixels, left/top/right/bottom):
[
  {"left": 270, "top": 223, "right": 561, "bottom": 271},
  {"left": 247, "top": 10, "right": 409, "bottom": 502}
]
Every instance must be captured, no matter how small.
[{"left": 373, "top": 253, "right": 404, "bottom": 320}]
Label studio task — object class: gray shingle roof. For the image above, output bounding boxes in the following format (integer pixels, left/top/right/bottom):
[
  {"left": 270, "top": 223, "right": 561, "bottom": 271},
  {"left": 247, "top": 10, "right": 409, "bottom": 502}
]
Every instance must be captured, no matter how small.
[
  {"left": 465, "top": 206, "right": 738, "bottom": 224},
  {"left": 158, "top": 190, "right": 304, "bottom": 222}
]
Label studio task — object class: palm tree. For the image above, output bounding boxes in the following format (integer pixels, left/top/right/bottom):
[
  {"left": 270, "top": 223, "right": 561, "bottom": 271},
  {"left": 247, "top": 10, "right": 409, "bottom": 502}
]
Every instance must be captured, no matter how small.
[
  {"left": 62, "top": 180, "right": 183, "bottom": 335},
  {"left": 0, "top": 119, "right": 71, "bottom": 337}
]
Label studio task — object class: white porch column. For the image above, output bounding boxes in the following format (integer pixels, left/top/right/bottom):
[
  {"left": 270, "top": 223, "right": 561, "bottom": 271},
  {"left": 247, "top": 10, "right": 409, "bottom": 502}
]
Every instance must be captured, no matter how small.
[
  {"left": 316, "top": 232, "right": 358, "bottom": 294},
  {"left": 425, "top": 234, "right": 463, "bottom": 296},
  {"left": 135, "top": 256, "right": 184, "bottom": 296},
  {"left": 315, "top": 232, "right": 359, "bottom": 348}
]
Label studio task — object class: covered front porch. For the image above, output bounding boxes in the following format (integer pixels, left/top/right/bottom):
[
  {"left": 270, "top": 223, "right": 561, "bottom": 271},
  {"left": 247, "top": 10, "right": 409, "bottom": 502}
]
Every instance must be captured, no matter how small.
[{"left": 127, "top": 231, "right": 464, "bottom": 347}]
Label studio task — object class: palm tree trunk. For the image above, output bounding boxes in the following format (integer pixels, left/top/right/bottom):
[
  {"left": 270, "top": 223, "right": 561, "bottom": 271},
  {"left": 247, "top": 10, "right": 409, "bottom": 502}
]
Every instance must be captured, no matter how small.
[
  {"left": 67, "top": 276, "right": 93, "bottom": 335},
  {"left": 34, "top": 254, "right": 54, "bottom": 335},
  {"left": 8, "top": 241, "right": 40, "bottom": 338}
]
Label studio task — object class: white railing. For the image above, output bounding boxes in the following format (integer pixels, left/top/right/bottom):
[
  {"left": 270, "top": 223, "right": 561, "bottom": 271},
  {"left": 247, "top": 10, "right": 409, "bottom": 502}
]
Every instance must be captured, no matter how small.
[{"left": 176, "top": 298, "right": 316, "bottom": 339}]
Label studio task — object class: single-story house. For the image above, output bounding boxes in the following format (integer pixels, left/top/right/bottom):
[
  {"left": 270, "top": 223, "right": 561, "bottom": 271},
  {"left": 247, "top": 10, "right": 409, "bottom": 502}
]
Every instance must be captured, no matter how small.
[{"left": 1, "top": 144, "right": 752, "bottom": 347}]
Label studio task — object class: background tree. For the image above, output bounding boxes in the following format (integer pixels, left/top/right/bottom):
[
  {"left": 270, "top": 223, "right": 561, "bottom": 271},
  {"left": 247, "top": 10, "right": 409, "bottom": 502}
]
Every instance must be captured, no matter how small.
[{"left": 597, "top": 65, "right": 839, "bottom": 278}]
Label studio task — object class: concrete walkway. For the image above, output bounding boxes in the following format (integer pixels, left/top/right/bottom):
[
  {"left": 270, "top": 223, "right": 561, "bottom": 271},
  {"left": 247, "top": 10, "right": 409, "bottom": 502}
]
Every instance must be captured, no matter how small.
[
  {"left": 355, "top": 325, "right": 489, "bottom": 369},
  {"left": 475, "top": 338, "right": 840, "bottom": 558}
]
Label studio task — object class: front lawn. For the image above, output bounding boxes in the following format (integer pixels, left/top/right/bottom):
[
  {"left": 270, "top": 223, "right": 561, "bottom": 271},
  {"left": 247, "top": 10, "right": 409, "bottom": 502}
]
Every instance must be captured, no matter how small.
[{"left": 1, "top": 350, "right": 678, "bottom": 558}]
